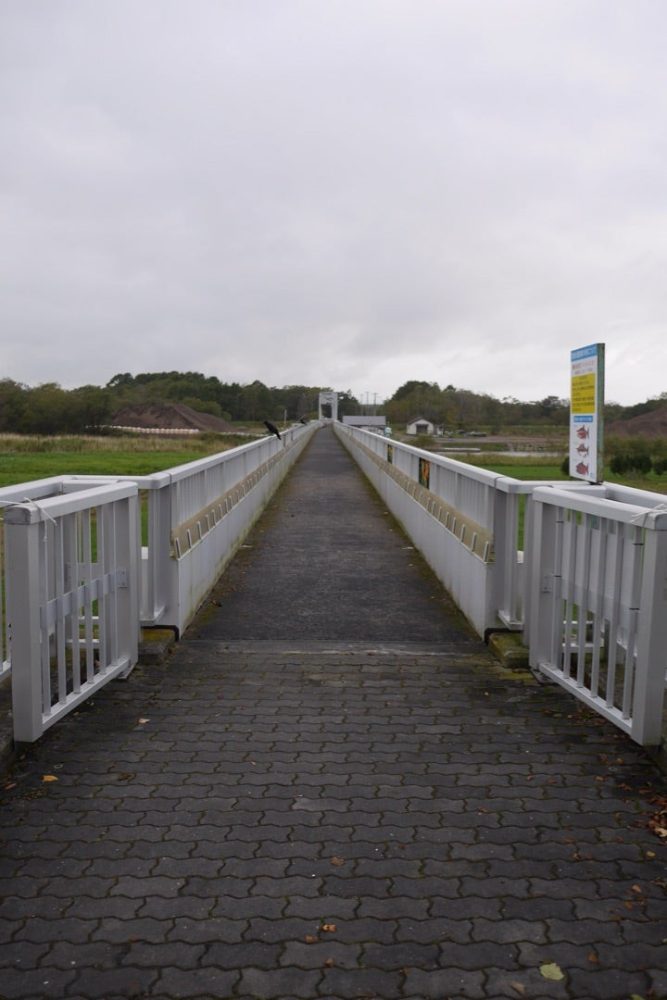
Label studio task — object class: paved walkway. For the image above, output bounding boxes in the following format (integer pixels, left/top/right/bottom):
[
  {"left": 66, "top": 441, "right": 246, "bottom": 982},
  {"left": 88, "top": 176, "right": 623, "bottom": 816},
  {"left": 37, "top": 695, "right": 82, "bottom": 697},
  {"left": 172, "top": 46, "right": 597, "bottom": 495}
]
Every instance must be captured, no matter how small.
[{"left": 0, "top": 428, "right": 665, "bottom": 1000}]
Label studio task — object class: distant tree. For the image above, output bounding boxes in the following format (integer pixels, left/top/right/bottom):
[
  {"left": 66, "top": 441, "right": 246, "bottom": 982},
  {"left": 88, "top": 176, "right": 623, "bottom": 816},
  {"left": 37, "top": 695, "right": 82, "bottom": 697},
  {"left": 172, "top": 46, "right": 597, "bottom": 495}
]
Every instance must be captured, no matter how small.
[
  {"left": 21, "top": 383, "right": 71, "bottom": 435},
  {"left": 68, "top": 386, "right": 112, "bottom": 432},
  {"left": 181, "top": 397, "right": 223, "bottom": 418},
  {"left": 390, "top": 380, "right": 439, "bottom": 402},
  {"left": 0, "top": 379, "right": 28, "bottom": 432}
]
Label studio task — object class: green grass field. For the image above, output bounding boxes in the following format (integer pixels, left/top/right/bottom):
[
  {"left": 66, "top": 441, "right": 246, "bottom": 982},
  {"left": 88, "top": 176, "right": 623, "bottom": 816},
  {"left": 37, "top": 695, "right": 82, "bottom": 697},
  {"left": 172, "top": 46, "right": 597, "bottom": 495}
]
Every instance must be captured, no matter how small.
[
  {"left": 466, "top": 454, "right": 667, "bottom": 494},
  {"left": 0, "top": 434, "right": 250, "bottom": 489},
  {"left": 1, "top": 433, "right": 665, "bottom": 496}
]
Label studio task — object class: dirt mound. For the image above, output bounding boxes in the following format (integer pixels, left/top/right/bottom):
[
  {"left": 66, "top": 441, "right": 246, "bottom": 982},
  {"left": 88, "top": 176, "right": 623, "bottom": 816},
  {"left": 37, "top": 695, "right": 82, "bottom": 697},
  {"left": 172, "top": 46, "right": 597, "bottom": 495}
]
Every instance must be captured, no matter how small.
[
  {"left": 111, "top": 401, "right": 234, "bottom": 433},
  {"left": 607, "top": 405, "right": 667, "bottom": 438}
]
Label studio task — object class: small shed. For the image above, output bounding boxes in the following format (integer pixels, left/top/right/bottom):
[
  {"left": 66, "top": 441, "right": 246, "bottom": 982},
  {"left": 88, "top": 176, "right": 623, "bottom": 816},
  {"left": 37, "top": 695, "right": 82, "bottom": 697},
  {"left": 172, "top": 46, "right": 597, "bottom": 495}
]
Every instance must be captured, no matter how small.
[
  {"left": 406, "top": 417, "right": 440, "bottom": 436},
  {"left": 342, "top": 416, "right": 387, "bottom": 429}
]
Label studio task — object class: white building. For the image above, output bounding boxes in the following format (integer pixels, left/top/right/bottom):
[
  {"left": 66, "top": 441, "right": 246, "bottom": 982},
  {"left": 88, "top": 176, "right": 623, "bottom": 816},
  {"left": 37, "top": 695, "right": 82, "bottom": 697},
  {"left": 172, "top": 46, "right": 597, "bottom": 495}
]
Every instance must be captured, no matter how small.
[
  {"left": 406, "top": 417, "right": 442, "bottom": 436},
  {"left": 342, "top": 415, "right": 387, "bottom": 429}
]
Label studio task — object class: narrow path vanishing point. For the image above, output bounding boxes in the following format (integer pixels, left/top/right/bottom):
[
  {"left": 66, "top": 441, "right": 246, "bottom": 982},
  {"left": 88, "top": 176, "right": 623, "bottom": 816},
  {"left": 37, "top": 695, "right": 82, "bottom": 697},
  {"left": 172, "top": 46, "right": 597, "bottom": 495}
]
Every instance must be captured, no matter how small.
[{"left": 0, "top": 426, "right": 665, "bottom": 1000}]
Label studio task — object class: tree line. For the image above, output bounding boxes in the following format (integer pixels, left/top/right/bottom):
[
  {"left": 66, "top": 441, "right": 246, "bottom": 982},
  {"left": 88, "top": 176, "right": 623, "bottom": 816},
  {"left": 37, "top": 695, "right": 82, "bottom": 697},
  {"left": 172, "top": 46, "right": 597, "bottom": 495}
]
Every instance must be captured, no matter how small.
[
  {"left": 0, "top": 372, "right": 663, "bottom": 436},
  {"left": 383, "top": 380, "right": 667, "bottom": 433},
  {"left": 0, "top": 374, "right": 360, "bottom": 435}
]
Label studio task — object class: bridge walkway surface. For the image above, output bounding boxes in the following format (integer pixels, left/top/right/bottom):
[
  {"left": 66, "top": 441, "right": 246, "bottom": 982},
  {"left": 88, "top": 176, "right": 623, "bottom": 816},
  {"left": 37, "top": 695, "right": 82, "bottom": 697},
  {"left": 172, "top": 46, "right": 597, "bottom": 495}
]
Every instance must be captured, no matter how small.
[{"left": 0, "top": 426, "right": 665, "bottom": 1000}]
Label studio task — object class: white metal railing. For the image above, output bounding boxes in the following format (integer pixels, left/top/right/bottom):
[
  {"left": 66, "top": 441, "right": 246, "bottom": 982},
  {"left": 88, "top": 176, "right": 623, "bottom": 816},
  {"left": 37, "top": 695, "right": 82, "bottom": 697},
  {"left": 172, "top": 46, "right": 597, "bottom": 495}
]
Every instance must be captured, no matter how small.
[
  {"left": 3, "top": 423, "right": 665, "bottom": 747},
  {"left": 1, "top": 476, "right": 76, "bottom": 680},
  {"left": 528, "top": 486, "right": 667, "bottom": 745},
  {"left": 334, "top": 424, "right": 520, "bottom": 635},
  {"left": 3, "top": 482, "right": 140, "bottom": 742},
  {"left": 335, "top": 425, "right": 667, "bottom": 745},
  {"left": 58, "top": 422, "right": 317, "bottom": 633},
  {"left": 0, "top": 423, "right": 318, "bottom": 742}
]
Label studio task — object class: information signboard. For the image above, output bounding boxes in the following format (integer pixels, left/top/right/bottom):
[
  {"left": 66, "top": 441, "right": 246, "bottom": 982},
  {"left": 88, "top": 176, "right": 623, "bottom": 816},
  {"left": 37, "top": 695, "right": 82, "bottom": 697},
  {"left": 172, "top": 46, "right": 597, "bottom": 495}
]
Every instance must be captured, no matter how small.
[{"left": 569, "top": 343, "right": 604, "bottom": 482}]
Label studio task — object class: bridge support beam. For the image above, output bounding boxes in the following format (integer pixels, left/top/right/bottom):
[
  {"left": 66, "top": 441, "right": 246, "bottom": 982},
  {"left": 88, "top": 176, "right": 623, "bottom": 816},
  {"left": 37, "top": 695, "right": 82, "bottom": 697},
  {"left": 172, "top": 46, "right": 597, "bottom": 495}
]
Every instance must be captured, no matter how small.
[{"left": 318, "top": 391, "right": 338, "bottom": 422}]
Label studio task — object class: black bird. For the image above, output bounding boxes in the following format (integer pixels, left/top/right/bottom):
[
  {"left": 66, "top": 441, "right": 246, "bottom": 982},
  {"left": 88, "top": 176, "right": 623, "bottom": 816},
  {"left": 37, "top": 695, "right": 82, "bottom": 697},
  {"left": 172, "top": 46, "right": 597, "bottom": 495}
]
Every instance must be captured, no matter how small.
[
  {"left": 299, "top": 417, "right": 308, "bottom": 425},
  {"left": 263, "top": 420, "right": 282, "bottom": 440}
]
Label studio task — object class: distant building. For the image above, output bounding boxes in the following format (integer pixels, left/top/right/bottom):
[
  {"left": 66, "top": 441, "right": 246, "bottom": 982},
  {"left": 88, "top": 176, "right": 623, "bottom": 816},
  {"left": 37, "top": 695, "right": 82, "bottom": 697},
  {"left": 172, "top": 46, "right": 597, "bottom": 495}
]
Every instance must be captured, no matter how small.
[
  {"left": 342, "top": 415, "right": 387, "bottom": 429},
  {"left": 406, "top": 417, "right": 443, "bottom": 436}
]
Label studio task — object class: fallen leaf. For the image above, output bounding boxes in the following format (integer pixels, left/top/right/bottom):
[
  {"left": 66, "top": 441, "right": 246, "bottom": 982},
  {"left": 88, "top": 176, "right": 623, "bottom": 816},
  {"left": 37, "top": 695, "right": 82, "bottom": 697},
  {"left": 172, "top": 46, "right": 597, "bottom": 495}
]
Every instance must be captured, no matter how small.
[
  {"left": 330, "top": 856, "right": 346, "bottom": 867},
  {"left": 645, "top": 851, "right": 656, "bottom": 859},
  {"left": 587, "top": 951, "right": 599, "bottom": 964},
  {"left": 304, "top": 935, "right": 318, "bottom": 944},
  {"left": 323, "top": 958, "right": 335, "bottom": 968},
  {"left": 138, "top": 718, "right": 150, "bottom": 725},
  {"left": 629, "top": 995, "right": 646, "bottom": 1000},
  {"left": 509, "top": 982, "right": 526, "bottom": 995},
  {"left": 4, "top": 782, "right": 17, "bottom": 791},
  {"left": 321, "top": 923, "right": 337, "bottom": 933},
  {"left": 631, "top": 884, "right": 642, "bottom": 894},
  {"left": 41, "top": 775, "right": 59, "bottom": 783},
  {"left": 540, "top": 962, "right": 565, "bottom": 981}
]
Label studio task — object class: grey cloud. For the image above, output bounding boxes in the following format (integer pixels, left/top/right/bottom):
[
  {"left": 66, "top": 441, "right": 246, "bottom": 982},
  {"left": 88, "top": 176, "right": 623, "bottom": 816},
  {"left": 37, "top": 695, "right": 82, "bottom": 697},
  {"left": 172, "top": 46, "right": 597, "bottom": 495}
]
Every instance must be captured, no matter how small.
[{"left": 1, "top": 0, "right": 666, "bottom": 403}]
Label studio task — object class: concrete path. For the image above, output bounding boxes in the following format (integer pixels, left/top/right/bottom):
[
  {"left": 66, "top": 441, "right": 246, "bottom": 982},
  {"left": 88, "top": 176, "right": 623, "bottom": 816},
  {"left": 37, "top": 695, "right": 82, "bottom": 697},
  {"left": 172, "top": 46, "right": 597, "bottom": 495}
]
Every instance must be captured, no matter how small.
[
  {"left": 0, "top": 428, "right": 665, "bottom": 1000},
  {"left": 188, "top": 426, "right": 475, "bottom": 642}
]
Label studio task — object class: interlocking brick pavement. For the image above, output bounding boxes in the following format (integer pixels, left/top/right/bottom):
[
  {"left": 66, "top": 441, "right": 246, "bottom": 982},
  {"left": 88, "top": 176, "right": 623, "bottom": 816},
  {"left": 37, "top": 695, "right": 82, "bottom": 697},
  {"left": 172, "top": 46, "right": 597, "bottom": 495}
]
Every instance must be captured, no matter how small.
[
  {"left": 0, "top": 641, "right": 665, "bottom": 999},
  {"left": 0, "top": 429, "right": 665, "bottom": 998}
]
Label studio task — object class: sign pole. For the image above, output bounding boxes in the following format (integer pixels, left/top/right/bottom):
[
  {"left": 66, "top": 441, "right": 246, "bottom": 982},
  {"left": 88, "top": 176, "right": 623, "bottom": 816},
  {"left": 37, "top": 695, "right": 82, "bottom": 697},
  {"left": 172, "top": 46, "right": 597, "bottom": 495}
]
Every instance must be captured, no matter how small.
[{"left": 569, "top": 343, "right": 605, "bottom": 483}]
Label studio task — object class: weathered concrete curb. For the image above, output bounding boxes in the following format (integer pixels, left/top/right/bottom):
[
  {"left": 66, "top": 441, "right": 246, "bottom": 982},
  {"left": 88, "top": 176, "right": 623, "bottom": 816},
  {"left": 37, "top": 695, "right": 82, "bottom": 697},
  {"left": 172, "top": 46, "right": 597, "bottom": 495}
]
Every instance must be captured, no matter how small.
[
  {"left": 486, "top": 629, "right": 531, "bottom": 671},
  {"left": 138, "top": 627, "right": 178, "bottom": 666}
]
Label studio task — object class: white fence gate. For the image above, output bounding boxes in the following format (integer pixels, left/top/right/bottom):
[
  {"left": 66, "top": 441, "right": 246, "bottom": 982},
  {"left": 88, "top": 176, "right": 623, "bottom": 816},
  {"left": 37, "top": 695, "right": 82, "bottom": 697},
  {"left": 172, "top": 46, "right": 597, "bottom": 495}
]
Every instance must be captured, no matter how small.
[
  {"left": 3, "top": 482, "right": 140, "bottom": 742},
  {"left": 528, "top": 485, "right": 667, "bottom": 745},
  {"left": 335, "top": 424, "right": 667, "bottom": 746}
]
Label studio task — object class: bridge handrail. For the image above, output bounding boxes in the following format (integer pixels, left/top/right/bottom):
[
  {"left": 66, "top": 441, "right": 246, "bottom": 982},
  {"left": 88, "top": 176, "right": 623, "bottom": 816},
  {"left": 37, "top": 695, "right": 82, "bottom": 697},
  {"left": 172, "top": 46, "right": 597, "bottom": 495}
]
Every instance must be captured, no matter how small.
[
  {"left": 44, "top": 424, "right": 315, "bottom": 626},
  {"left": 528, "top": 482, "right": 667, "bottom": 745},
  {"left": 4, "top": 481, "right": 140, "bottom": 743},
  {"left": 335, "top": 424, "right": 517, "bottom": 632}
]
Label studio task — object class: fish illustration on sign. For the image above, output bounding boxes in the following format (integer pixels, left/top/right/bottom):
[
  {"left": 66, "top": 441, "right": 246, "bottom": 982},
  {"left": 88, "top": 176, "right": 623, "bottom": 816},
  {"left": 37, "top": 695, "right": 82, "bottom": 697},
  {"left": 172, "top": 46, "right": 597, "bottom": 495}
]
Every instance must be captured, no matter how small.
[
  {"left": 577, "top": 443, "right": 589, "bottom": 455},
  {"left": 576, "top": 426, "right": 590, "bottom": 440},
  {"left": 576, "top": 461, "right": 589, "bottom": 476}
]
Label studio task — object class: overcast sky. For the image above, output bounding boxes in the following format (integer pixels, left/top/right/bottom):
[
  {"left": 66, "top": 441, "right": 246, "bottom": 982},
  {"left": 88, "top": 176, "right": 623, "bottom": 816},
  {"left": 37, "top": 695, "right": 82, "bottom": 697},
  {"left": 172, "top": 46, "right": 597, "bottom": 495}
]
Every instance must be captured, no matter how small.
[{"left": 2, "top": 1, "right": 666, "bottom": 405}]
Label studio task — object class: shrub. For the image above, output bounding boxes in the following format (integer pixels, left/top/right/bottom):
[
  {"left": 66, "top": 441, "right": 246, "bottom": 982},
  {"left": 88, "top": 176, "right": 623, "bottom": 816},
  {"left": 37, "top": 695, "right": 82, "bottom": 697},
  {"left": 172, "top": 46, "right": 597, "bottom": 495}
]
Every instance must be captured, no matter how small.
[{"left": 609, "top": 453, "right": 628, "bottom": 475}]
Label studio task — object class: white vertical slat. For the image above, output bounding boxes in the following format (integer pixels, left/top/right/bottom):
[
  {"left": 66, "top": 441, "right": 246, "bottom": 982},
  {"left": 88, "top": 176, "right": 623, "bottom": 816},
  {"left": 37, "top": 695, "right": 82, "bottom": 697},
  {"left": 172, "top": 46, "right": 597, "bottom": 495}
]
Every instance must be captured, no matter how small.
[
  {"left": 67, "top": 511, "right": 81, "bottom": 695},
  {"left": 589, "top": 519, "right": 608, "bottom": 699},
  {"left": 82, "top": 508, "right": 95, "bottom": 684},
  {"left": 605, "top": 524, "right": 625, "bottom": 708},
  {"left": 562, "top": 511, "right": 577, "bottom": 680}
]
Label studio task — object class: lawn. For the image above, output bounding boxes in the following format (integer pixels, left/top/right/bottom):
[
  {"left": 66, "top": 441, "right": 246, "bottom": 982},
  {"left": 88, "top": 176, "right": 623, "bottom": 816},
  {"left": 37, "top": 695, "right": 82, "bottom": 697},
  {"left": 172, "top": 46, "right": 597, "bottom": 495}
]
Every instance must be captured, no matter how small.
[
  {"left": 462, "top": 453, "right": 667, "bottom": 494},
  {"left": 0, "top": 434, "right": 251, "bottom": 489}
]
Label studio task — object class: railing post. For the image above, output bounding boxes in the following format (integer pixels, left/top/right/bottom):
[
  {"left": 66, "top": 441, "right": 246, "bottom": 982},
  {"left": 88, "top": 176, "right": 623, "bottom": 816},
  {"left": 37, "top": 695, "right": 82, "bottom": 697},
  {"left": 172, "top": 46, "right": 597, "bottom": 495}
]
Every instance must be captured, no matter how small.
[
  {"left": 494, "top": 485, "right": 522, "bottom": 630},
  {"left": 528, "top": 496, "right": 559, "bottom": 674},
  {"left": 632, "top": 523, "right": 667, "bottom": 744},
  {"left": 143, "top": 477, "right": 173, "bottom": 625},
  {"left": 521, "top": 493, "right": 536, "bottom": 646},
  {"left": 115, "top": 493, "right": 140, "bottom": 673},
  {"left": 4, "top": 510, "right": 44, "bottom": 742}
]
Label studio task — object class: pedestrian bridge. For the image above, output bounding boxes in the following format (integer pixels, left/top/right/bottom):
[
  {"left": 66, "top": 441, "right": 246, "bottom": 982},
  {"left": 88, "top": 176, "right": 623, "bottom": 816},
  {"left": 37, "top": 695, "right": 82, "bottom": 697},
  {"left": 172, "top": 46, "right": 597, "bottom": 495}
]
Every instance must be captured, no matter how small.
[
  {"left": 1, "top": 422, "right": 666, "bottom": 749},
  {"left": 0, "top": 424, "right": 666, "bottom": 999}
]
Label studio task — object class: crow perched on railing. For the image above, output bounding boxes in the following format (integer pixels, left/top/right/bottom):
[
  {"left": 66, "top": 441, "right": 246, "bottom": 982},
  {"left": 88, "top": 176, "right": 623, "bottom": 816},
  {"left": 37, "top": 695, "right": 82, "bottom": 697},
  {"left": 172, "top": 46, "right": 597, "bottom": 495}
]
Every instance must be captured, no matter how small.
[{"left": 263, "top": 420, "right": 282, "bottom": 440}]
